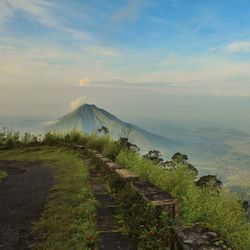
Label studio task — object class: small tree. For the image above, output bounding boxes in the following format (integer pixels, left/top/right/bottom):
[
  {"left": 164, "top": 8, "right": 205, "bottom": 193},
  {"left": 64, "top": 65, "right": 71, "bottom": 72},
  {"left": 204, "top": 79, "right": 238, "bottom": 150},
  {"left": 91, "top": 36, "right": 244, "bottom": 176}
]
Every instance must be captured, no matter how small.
[
  {"left": 143, "top": 150, "right": 165, "bottom": 165},
  {"left": 116, "top": 137, "right": 140, "bottom": 152},
  {"left": 242, "top": 200, "right": 249, "bottom": 212},
  {"left": 97, "top": 126, "right": 110, "bottom": 135},
  {"left": 165, "top": 152, "right": 198, "bottom": 176},
  {"left": 121, "top": 123, "right": 133, "bottom": 140},
  {"left": 195, "top": 175, "right": 222, "bottom": 192}
]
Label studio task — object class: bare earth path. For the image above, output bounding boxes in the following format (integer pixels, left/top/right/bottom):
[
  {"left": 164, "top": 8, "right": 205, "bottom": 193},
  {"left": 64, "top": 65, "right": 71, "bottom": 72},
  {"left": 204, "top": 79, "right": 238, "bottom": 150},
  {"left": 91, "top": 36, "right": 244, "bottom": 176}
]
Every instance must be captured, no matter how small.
[
  {"left": 0, "top": 160, "right": 55, "bottom": 250},
  {"left": 86, "top": 159, "right": 137, "bottom": 250}
]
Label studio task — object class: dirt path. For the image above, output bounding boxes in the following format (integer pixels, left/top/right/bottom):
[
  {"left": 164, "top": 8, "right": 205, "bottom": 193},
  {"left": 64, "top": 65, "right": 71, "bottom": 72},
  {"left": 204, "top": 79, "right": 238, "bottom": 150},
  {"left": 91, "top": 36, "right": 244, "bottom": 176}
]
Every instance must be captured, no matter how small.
[
  {"left": 87, "top": 160, "right": 137, "bottom": 250},
  {"left": 0, "top": 160, "right": 55, "bottom": 250}
]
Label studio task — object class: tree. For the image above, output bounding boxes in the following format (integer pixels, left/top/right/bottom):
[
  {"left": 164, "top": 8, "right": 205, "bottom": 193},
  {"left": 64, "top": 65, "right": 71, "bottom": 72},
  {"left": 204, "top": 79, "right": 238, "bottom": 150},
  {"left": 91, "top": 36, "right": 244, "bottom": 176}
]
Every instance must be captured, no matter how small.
[
  {"left": 172, "top": 152, "right": 188, "bottom": 163},
  {"left": 116, "top": 137, "right": 140, "bottom": 152},
  {"left": 242, "top": 200, "right": 249, "bottom": 212},
  {"left": 195, "top": 175, "right": 222, "bottom": 192},
  {"left": 97, "top": 126, "right": 110, "bottom": 135},
  {"left": 121, "top": 123, "right": 133, "bottom": 140},
  {"left": 143, "top": 150, "right": 165, "bottom": 165},
  {"left": 165, "top": 152, "right": 198, "bottom": 176}
]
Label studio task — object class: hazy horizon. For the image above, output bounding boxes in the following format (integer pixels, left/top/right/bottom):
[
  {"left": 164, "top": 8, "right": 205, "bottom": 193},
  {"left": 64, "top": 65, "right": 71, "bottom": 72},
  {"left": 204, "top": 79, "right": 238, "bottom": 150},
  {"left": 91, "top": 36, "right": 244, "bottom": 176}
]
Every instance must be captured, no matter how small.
[
  {"left": 2, "top": 0, "right": 250, "bottom": 122},
  {"left": 1, "top": 0, "right": 250, "bottom": 191},
  {"left": 1, "top": 95, "right": 250, "bottom": 135}
]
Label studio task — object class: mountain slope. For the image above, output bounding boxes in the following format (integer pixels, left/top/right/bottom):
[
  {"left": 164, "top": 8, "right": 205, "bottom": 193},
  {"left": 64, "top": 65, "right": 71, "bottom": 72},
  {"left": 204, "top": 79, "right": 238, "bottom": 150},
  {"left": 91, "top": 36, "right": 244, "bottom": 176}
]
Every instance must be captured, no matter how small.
[{"left": 47, "top": 104, "right": 178, "bottom": 152}]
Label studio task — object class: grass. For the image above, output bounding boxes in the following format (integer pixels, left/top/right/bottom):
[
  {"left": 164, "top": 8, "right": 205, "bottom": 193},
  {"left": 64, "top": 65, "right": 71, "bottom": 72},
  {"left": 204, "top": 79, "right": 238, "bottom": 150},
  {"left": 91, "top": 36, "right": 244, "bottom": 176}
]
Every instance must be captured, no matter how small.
[
  {"left": 116, "top": 150, "right": 250, "bottom": 250},
  {"left": 1, "top": 130, "right": 250, "bottom": 248},
  {"left": 0, "top": 146, "right": 96, "bottom": 250},
  {"left": 0, "top": 170, "right": 7, "bottom": 182}
]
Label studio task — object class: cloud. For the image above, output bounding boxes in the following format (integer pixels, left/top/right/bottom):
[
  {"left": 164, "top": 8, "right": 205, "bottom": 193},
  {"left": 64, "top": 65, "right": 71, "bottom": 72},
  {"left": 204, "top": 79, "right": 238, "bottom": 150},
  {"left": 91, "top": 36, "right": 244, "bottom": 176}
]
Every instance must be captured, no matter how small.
[
  {"left": 224, "top": 41, "right": 250, "bottom": 53},
  {"left": 79, "top": 78, "right": 90, "bottom": 87},
  {"left": 86, "top": 45, "right": 121, "bottom": 57},
  {"left": 210, "top": 41, "right": 250, "bottom": 53},
  {"left": 0, "top": 63, "right": 21, "bottom": 75},
  {"left": 70, "top": 97, "right": 87, "bottom": 111},
  {"left": 0, "top": 0, "right": 54, "bottom": 26},
  {"left": 0, "top": 0, "right": 92, "bottom": 41},
  {"left": 113, "top": 0, "right": 143, "bottom": 22}
]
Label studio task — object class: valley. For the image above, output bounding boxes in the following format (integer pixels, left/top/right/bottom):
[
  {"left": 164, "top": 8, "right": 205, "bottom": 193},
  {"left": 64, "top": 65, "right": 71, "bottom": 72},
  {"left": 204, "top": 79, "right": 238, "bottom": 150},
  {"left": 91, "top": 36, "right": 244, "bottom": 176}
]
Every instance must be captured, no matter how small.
[{"left": 1, "top": 103, "right": 250, "bottom": 214}]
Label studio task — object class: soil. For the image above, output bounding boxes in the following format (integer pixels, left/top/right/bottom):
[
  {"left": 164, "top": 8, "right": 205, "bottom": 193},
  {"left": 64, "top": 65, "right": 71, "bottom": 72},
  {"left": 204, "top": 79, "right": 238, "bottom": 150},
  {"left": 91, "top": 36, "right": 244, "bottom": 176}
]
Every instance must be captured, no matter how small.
[
  {"left": 0, "top": 160, "right": 55, "bottom": 250},
  {"left": 88, "top": 163, "right": 137, "bottom": 250}
]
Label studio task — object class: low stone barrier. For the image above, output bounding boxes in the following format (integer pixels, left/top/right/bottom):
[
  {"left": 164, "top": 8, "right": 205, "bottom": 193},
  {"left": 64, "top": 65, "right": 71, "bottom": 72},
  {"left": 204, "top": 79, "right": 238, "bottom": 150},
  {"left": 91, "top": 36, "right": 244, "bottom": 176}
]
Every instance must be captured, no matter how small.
[
  {"left": 172, "top": 224, "right": 232, "bottom": 250},
  {"left": 74, "top": 146, "right": 232, "bottom": 250},
  {"left": 87, "top": 148, "right": 178, "bottom": 217}
]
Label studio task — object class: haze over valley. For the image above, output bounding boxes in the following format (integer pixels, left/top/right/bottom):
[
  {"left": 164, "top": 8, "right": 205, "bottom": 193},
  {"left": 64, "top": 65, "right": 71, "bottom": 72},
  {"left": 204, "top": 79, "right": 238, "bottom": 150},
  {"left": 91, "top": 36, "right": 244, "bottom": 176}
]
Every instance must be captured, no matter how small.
[{"left": 1, "top": 98, "right": 250, "bottom": 210}]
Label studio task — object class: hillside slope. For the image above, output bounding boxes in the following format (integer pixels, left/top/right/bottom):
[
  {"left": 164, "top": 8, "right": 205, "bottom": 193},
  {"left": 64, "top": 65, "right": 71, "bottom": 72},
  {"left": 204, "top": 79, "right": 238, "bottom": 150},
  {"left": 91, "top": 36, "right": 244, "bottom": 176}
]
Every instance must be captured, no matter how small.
[{"left": 47, "top": 104, "right": 178, "bottom": 152}]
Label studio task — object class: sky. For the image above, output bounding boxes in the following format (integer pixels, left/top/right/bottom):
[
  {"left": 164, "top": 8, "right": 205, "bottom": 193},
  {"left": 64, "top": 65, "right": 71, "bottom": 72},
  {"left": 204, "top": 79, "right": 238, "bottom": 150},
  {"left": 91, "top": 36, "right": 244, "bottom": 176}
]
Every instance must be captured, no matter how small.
[{"left": 1, "top": 0, "right": 250, "bottom": 121}]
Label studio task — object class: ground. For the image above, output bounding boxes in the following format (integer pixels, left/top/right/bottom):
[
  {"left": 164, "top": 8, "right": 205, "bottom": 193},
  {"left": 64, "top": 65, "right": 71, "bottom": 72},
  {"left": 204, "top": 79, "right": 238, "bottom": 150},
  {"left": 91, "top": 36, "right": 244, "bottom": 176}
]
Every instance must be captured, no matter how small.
[
  {"left": 0, "top": 147, "right": 96, "bottom": 250},
  {"left": 0, "top": 160, "right": 55, "bottom": 250}
]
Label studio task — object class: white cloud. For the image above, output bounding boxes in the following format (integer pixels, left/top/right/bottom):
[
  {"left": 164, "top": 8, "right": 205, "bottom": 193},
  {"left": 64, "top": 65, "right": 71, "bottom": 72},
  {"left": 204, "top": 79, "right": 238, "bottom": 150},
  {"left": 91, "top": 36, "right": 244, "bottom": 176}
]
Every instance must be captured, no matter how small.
[
  {"left": 70, "top": 97, "right": 87, "bottom": 111},
  {"left": 224, "top": 41, "right": 250, "bottom": 53},
  {"left": 210, "top": 41, "right": 250, "bottom": 53},
  {"left": 225, "top": 41, "right": 250, "bottom": 53},
  {"left": 79, "top": 78, "right": 90, "bottom": 86},
  {"left": 0, "top": 0, "right": 92, "bottom": 41},
  {"left": 1, "top": 0, "right": 54, "bottom": 26}
]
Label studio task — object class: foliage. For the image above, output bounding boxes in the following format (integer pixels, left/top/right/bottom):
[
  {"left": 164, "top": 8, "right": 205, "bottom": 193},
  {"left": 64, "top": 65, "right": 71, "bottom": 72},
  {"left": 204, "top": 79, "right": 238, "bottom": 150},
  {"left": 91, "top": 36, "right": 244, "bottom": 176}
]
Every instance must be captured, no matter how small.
[
  {"left": 117, "top": 150, "right": 196, "bottom": 199},
  {"left": 97, "top": 126, "right": 109, "bottom": 135},
  {"left": 242, "top": 200, "right": 250, "bottom": 211},
  {"left": 116, "top": 185, "right": 170, "bottom": 250},
  {"left": 0, "top": 127, "right": 42, "bottom": 148},
  {"left": 0, "top": 170, "right": 7, "bottom": 182},
  {"left": 143, "top": 150, "right": 198, "bottom": 176},
  {"left": 143, "top": 149, "right": 165, "bottom": 165},
  {"left": 116, "top": 137, "right": 140, "bottom": 152},
  {"left": 0, "top": 127, "right": 21, "bottom": 148},
  {"left": 165, "top": 152, "right": 198, "bottom": 176},
  {"left": 195, "top": 175, "right": 222, "bottom": 192},
  {"left": 0, "top": 147, "right": 97, "bottom": 250},
  {"left": 1, "top": 129, "right": 250, "bottom": 249},
  {"left": 120, "top": 123, "right": 133, "bottom": 139},
  {"left": 116, "top": 150, "right": 250, "bottom": 249}
]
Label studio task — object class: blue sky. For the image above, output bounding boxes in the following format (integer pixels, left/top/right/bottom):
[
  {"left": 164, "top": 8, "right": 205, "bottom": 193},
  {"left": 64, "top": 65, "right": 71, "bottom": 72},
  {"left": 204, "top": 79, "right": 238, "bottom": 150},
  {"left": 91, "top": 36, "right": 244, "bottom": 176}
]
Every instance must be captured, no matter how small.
[{"left": 1, "top": 0, "right": 250, "bottom": 118}]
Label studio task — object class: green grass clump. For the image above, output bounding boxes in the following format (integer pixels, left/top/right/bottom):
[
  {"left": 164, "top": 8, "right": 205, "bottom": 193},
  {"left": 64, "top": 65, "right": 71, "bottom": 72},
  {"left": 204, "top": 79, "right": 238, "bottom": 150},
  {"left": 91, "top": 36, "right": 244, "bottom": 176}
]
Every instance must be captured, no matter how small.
[
  {"left": 117, "top": 150, "right": 195, "bottom": 198},
  {"left": 0, "top": 147, "right": 97, "bottom": 250},
  {"left": 116, "top": 150, "right": 250, "bottom": 250},
  {"left": 0, "top": 170, "right": 7, "bottom": 182}
]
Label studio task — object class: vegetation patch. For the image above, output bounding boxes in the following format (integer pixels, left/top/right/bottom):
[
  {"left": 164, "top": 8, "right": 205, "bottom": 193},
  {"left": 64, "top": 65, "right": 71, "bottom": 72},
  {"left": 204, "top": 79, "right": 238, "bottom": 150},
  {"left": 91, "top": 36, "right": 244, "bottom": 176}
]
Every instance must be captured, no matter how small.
[
  {"left": 0, "top": 170, "right": 7, "bottom": 182},
  {"left": 116, "top": 184, "right": 170, "bottom": 250},
  {"left": 116, "top": 150, "right": 250, "bottom": 250},
  {"left": 0, "top": 147, "right": 97, "bottom": 250},
  {"left": 1, "top": 130, "right": 250, "bottom": 249}
]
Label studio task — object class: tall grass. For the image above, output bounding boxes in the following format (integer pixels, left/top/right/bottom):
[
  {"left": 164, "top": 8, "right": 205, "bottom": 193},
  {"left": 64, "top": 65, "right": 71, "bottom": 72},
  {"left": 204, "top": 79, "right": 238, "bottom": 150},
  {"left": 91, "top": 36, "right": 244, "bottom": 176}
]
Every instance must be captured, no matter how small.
[
  {"left": 1, "top": 129, "right": 250, "bottom": 248},
  {"left": 0, "top": 129, "right": 118, "bottom": 157},
  {"left": 116, "top": 150, "right": 250, "bottom": 249}
]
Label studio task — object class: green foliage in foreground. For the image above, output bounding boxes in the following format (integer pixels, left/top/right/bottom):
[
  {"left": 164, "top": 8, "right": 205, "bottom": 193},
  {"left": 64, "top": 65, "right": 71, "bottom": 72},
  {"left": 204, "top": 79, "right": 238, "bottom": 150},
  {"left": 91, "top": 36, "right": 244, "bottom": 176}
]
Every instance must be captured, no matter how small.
[
  {"left": 116, "top": 150, "right": 250, "bottom": 250},
  {"left": 0, "top": 129, "right": 123, "bottom": 160},
  {"left": 0, "top": 170, "right": 7, "bottom": 182},
  {"left": 0, "top": 147, "right": 96, "bottom": 250},
  {"left": 1, "top": 130, "right": 250, "bottom": 248}
]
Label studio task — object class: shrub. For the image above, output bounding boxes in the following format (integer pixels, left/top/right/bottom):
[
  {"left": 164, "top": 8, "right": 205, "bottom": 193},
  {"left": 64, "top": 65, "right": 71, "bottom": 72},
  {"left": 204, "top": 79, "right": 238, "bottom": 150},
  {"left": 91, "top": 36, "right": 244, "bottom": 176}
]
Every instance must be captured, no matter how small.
[{"left": 116, "top": 150, "right": 250, "bottom": 249}]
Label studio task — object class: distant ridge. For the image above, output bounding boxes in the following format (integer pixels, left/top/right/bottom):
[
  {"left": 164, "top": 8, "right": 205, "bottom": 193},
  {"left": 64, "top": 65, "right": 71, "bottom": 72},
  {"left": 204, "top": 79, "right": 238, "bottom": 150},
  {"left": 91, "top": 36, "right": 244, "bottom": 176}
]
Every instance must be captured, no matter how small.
[{"left": 47, "top": 104, "right": 179, "bottom": 152}]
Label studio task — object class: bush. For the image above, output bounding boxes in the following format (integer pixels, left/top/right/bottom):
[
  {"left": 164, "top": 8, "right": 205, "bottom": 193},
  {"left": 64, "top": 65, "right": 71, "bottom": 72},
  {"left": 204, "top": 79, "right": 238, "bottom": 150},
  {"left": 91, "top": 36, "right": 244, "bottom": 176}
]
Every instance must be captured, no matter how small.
[
  {"left": 116, "top": 150, "right": 250, "bottom": 249},
  {"left": 0, "top": 128, "right": 21, "bottom": 148}
]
